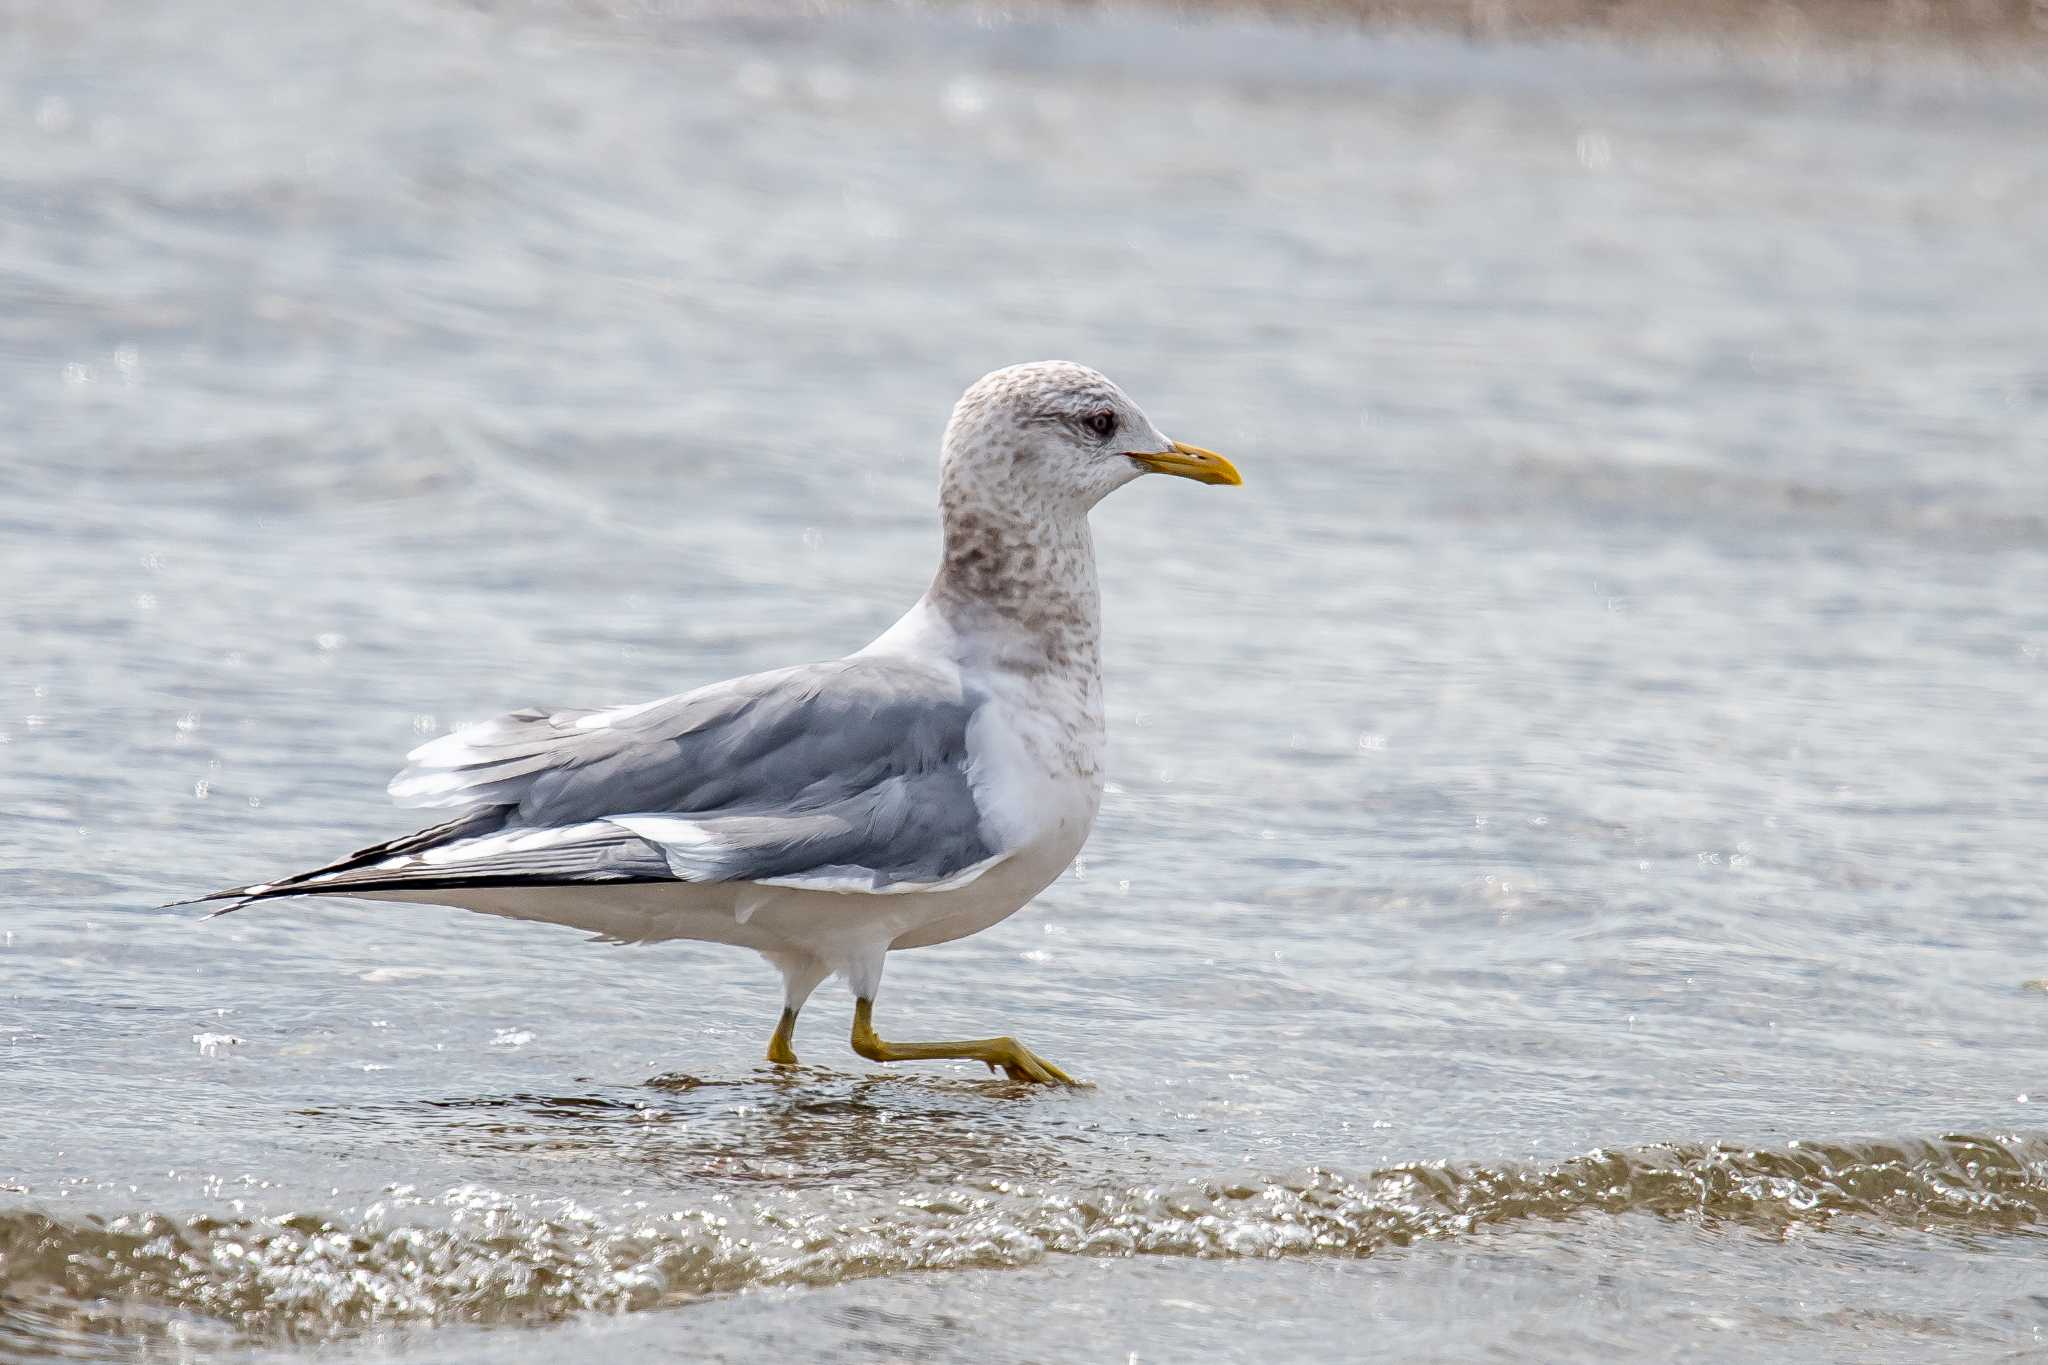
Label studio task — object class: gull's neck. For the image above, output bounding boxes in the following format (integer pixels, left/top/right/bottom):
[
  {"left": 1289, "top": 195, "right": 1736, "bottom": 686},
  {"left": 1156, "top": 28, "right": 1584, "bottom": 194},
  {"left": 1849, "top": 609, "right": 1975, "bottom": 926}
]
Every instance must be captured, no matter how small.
[{"left": 926, "top": 496, "right": 1101, "bottom": 677}]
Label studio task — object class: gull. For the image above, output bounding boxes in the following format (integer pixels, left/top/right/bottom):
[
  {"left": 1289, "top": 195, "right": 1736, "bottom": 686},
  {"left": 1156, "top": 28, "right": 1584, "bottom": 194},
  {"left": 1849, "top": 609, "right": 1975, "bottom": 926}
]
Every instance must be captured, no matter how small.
[{"left": 187, "top": 362, "right": 1240, "bottom": 1084}]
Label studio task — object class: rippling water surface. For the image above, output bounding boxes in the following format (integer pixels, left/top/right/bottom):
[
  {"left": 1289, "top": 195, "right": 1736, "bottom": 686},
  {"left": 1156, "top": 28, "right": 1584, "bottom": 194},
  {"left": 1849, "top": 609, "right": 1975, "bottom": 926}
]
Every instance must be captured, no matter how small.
[{"left": 4, "top": 1, "right": 2047, "bottom": 1359}]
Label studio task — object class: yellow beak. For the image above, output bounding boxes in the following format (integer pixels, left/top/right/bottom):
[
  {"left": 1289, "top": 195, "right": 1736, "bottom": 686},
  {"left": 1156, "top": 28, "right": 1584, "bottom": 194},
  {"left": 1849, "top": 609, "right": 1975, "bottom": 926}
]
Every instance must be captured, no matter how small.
[{"left": 1128, "top": 441, "right": 1243, "bottom": 487}]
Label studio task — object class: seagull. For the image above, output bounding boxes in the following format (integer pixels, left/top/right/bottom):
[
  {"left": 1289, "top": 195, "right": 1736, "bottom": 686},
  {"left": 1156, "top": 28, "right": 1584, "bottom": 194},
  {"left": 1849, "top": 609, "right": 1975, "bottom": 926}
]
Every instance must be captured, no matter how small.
[{"left": 187, "top": 362, "right": 1240, "bottom": 1084}]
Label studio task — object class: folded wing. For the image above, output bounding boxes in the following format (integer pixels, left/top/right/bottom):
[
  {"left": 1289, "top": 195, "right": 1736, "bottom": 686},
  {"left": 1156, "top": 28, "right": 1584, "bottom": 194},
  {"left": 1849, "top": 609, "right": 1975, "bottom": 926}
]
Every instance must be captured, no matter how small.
[{"left": 195, "top": 657, "right": 1004, "bottom": 908}]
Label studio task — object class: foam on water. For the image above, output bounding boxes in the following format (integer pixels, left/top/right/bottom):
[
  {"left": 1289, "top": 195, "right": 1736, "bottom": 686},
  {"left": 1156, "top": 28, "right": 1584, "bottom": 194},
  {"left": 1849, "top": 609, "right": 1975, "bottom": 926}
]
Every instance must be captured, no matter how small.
[{"left": 6, "top": 1130, "right": 2046, "bottom": 1354}]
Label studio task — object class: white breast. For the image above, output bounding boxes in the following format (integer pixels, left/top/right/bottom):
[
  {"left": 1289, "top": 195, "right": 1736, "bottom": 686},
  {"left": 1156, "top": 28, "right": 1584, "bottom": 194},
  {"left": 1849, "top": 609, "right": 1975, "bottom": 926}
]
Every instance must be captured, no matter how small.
[
  {"left": 867, "top": 674, "right": 1100, "bottom": 955},
  {"left": 965, "top": 676, "right": 1103, "bottom": 862}
]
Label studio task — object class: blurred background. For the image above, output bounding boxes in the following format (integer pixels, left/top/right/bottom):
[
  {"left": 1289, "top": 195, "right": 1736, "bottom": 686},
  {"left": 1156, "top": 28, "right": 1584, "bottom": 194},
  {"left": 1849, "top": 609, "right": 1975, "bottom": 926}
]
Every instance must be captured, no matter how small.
[{"left": 3, "top": 1, "right": 2046, "bottom": 1360}]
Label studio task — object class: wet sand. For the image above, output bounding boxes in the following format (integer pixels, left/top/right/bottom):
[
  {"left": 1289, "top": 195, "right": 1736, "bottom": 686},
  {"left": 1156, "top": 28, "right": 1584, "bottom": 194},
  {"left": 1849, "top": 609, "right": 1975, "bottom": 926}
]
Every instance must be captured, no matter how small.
[{"left": 1082, "top": 0, "right": 2048, "bottom": 53}]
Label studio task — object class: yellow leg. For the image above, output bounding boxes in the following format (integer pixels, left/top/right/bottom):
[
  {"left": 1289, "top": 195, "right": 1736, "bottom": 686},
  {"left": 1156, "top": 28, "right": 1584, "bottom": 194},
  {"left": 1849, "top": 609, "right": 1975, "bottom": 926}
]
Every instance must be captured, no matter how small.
[
  {"left": 766, "top": 1007, "right": 800, "bottom": 1066},
  {"left": 849, "top": 998, "right": 1078, "bottom": 1085}
]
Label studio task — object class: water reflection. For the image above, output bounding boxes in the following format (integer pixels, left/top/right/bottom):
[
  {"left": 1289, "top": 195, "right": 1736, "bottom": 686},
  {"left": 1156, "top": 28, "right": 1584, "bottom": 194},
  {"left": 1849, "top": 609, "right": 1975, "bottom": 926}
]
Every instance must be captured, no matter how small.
[{"left": 297, "top": 1070, "right": 1085, "bottom": 1191}]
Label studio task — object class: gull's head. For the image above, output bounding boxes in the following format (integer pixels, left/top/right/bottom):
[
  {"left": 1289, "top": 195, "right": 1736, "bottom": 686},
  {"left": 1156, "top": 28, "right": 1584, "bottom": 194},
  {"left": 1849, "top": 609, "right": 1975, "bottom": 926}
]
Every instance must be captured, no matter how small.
[{"left": 939, "top": 361, "right": 1240, "bottom": 521}]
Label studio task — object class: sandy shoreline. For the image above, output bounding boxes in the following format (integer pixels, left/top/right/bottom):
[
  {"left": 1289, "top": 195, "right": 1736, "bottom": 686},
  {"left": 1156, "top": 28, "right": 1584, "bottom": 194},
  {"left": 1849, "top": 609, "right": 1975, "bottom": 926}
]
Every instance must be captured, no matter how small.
[{"left": 1096, "top": 0, "right": 2048, "bottom": 53}]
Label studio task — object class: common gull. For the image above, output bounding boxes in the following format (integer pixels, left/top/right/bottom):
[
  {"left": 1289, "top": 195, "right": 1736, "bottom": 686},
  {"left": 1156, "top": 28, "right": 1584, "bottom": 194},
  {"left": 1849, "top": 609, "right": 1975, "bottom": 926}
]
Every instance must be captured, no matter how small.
[{"left": 187, "top": 361, "right": 1241, "bottom": 1084}]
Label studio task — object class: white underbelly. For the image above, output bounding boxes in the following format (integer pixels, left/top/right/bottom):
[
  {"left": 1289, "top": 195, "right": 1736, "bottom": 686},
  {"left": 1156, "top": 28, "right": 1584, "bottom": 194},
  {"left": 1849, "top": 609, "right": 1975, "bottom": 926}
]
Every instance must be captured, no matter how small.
[
  {"left": 884, "top": 826, "right": 1082, "bottom": 949},
  {"left": 342, "top": 823, "right": 1084, "bottom": 965}
]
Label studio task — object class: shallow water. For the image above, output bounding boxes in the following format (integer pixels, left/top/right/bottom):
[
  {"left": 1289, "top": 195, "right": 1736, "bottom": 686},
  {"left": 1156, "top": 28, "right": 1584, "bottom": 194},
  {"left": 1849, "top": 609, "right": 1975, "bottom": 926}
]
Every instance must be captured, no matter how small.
[{"left": 4, "top": 1, "right": 2048, "bottom": 1359}]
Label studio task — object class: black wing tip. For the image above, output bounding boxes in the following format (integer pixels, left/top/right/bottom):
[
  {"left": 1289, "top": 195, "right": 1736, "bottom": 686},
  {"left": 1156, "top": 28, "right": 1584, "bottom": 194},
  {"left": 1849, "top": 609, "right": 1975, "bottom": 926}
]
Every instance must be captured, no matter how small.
[
  {"left": 165, "top": 872, "right": 334, "bottom": 913},
  {"left": 162, "top": 885, "right": 275, "bottom": 915},
  {"left": 159, "top": 809, "right": 511, "bottom": 919}
]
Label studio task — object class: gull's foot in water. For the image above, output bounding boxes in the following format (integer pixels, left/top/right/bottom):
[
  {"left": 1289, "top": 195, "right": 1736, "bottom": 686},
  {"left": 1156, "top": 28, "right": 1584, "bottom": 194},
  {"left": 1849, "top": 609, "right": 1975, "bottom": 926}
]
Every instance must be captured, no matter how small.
[{"left": 850, "top": 998, "right": 1085, "bottom": 1087}]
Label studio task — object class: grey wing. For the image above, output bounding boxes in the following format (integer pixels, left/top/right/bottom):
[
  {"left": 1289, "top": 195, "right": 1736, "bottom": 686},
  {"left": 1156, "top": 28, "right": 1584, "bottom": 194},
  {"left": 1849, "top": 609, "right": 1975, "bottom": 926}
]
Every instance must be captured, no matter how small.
[{"left": 193, "top": 658, "right": 1003, "bottom": 908}]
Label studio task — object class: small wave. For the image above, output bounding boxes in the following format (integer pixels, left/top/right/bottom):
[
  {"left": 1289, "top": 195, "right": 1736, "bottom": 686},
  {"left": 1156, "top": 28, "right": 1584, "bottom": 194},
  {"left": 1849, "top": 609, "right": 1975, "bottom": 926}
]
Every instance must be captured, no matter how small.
[{"left": 5, "top": 1130, "right": 2046, "bottom": 1353}]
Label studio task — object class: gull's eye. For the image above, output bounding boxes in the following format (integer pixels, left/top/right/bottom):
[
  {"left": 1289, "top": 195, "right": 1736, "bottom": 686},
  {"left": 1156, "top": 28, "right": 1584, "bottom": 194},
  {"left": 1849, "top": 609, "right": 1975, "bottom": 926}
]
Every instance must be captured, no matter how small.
[{"left": 1084, "top": 411, "right": 1117, "bottom": 439}]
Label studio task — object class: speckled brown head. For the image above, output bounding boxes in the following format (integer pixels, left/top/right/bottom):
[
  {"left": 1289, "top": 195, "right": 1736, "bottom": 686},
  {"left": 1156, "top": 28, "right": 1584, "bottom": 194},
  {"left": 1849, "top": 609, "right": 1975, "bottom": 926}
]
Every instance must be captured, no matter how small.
[
  {"left": 939, "top": 361, "right": 1237, "bottom": 519},
  {"left": 931, "top": 361, "right": 1239, "bottom": 638}
]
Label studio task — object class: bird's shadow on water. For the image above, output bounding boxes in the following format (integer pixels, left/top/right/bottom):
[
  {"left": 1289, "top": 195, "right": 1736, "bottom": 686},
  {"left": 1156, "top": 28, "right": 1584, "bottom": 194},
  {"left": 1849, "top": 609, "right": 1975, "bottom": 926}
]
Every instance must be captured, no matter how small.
[{"left": 297, "top": 1066, "right": 1091, "bottom": 1192}]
